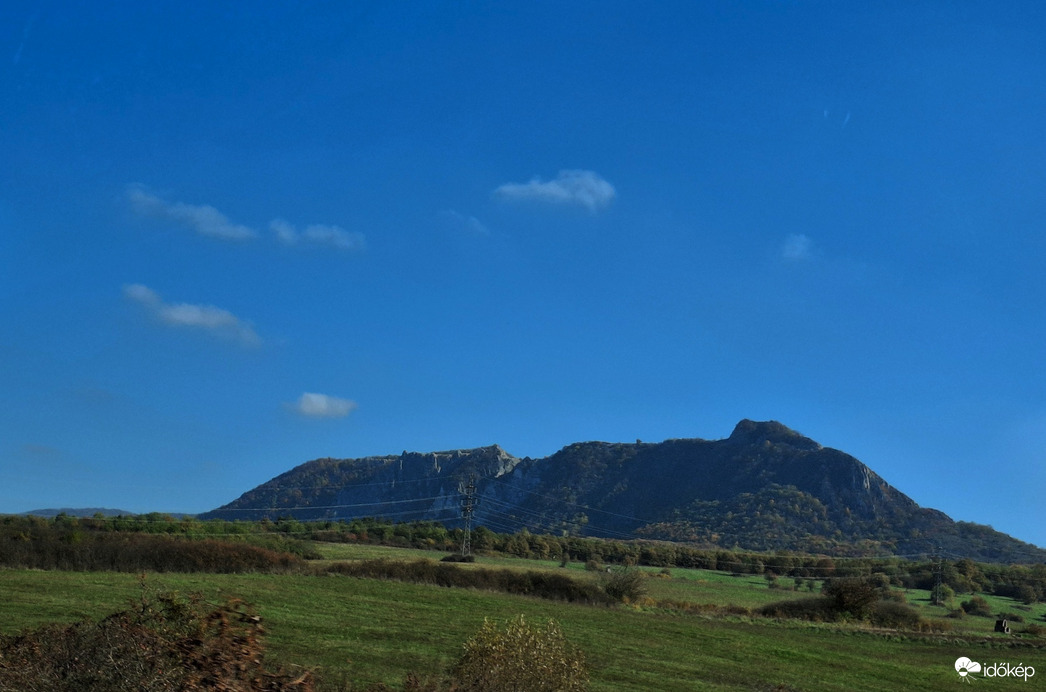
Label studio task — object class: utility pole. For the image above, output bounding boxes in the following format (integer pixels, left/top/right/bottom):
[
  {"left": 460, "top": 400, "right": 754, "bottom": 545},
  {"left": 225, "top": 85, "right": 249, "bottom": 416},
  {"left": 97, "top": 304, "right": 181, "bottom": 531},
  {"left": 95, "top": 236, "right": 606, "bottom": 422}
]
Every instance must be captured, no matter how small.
[{"left": 460, "top": 474, "right": 478, "bottom": 557}]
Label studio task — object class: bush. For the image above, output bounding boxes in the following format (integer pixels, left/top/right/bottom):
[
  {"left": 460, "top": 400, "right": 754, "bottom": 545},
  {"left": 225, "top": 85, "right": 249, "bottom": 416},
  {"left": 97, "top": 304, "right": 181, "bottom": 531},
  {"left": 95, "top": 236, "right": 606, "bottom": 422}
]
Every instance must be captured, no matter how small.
[
  {"left": 930, "top": 583, "right": 955, "bottom": 606},
  {"left": 452, "top": 615, "right": 587, "bottom": 692},
  {"left": 0, "top": 590, "right": 312, "bottom": 691},
  {"left": 961, "top": 596, "right": 993, "bottom": 617},
  {"left": 1016, "top": 584, "right": 1039, "bottom": 604},
  {"left": 440, "top": 553, "right": 475, "bottom": 563},
  {"left": 822, "top": 578, "right": 882, "bottom": 618},
  {"left": 917, "top": 619, "right": 953, "bottom": 633},
  {"left": 869, "top": 601, "right": 922, "bottom": 629},
  {"left": 758, "top": 597, "right": 835, "bottom": 622},
  {"left": 601, "top": 568, "right": 647, "bottom": 603},
  {"left": 1022, "top": 623, "right": 1045, "bottom": 637}
]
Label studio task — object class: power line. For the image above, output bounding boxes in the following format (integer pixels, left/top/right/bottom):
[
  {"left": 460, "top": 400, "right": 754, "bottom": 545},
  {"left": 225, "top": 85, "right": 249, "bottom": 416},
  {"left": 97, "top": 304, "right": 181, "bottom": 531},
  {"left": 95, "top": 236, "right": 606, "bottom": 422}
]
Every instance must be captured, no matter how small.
[
  {"left": 211, "top": 496, "right": 448, "bottom": 512},
  {"left": 460, "top": 475, "right": 478, "bottom": 557}
]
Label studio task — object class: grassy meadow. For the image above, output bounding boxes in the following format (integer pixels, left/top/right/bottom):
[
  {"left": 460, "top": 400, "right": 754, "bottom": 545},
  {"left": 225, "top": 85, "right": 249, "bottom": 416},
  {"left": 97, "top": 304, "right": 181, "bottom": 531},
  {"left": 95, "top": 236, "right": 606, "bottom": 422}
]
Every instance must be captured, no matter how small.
[{"left": 2, "top": 541, "right": 1044, "bottom": 690}]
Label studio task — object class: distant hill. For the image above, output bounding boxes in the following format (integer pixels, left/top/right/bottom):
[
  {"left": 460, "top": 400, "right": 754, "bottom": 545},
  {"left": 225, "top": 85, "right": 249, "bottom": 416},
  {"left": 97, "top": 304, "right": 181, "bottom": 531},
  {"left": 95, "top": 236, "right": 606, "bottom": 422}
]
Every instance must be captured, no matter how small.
[
  {"left": 202, "top": 420, "right": 1046, "bottom": 563},
  {"left": 19, "top": 508, "right": 139, "bottom": 518},
  {"left": 17, "top": 508, "right": 193, "bottom": 519}
]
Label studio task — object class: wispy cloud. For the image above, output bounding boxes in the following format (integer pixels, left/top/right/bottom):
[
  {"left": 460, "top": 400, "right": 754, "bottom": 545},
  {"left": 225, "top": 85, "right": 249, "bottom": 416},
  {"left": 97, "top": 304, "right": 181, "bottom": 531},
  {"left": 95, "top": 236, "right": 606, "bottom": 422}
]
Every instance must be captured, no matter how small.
[
  {"left": 440, "top": 210, "right": 490, "bottom": 236},
  {"left": 13, "top": 14, "right": 37, "bottom": 66},
  {"left": 782, "top": 233, "right": 814, "bottom": 261},
  {"left": 270, "top": 219, "right": 366, "bottom": 251},
  {"left": 20, "top": 443, "right": 62, "bottom": 458},
  {"left": 289, "top": 392, "right": 358, "bottom": 419},
  {"left": 494, "top": 169, "right": 616, "bottom": 212},
  {"left": 123, "top": 283, "right": 261, "bottom": 346},
  {"left": 127, "top": 185, "right": 256, "bottom": 241}
]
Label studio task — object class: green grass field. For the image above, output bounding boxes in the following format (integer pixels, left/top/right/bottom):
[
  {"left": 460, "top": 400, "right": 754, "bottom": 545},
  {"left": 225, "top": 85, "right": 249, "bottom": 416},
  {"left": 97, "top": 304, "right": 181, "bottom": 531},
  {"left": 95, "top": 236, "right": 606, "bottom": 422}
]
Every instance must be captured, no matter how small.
[{"left": 2, "top": 544, "right": 1044, "bottom": 690}]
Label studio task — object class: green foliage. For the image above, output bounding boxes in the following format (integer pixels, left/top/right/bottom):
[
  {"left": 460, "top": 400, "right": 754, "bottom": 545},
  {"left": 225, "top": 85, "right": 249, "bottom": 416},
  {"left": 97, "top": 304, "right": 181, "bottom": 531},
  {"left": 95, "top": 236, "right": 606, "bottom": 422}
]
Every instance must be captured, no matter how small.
[
  {"left": 823, "top": 577, "right": 883, "bottom": 618},
  {"left": 869, "top": 600, "right": 922, "bottom": 629},
  {"left": 930, "top": 583, "right": 955, "bottom": 606},
  {"left": 1017, "top": 584, "right": 1040, "bottom": 604},
  {"left": 961, "top": 595, "right": 993, "bottom": 617},
  {"left": 0, "top": 589, "right": 312, "bottom": 691},
  {"left": 7, "top": 514, "right": 1046, "bottom": 623},
  {"left": 323, "top": 559, "right": 612, "bottom": 605},
  {"left": 757, "top": 597, "right": 836, "bottom": 622},
  {"left": 439, "top": 553, "right": 475, "bottom": 563},
  {"left": 762, "top": 576, "right": 922, "bottom": 628},
  {"left": 452, "top": 615, "right": 588, "bottom": 692},
  {"left": 0, "top": 515, "right": 308, "bottom": 573}
]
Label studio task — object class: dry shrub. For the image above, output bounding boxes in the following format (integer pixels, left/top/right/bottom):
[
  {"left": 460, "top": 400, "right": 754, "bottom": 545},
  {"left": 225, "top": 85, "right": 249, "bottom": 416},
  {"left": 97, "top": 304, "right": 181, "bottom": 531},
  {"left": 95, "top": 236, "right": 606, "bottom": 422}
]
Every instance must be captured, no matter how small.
[
  {"left": 0, "top": 590, "right": 312, "bottom": 691},
  {"left": 1022, "top": 623, "right": 1046, "bottom": 637},
  {"left": 452, "top": 615, "right": 587, "bottom": 692},
  {"left": 916, "top": 619, "right": 953, "bottom": 633},
  {"left": 600, "top": 568, "right": 646, "bottom": 603}
]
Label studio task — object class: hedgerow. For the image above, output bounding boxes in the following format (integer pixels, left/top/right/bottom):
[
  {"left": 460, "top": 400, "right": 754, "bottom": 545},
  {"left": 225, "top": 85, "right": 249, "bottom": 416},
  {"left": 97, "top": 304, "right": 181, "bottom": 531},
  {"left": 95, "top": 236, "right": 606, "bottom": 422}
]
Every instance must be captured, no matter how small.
[{"left": 321, "top": 559, "right": 613, "bottom": 605}]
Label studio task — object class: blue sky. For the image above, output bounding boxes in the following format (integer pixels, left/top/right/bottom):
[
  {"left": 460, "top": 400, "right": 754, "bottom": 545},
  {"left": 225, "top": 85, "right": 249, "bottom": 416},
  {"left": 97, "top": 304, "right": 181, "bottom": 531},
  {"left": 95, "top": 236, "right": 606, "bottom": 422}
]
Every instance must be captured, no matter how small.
[{"left": 2, "top": 2, "right": 1045, "bottom": 551}]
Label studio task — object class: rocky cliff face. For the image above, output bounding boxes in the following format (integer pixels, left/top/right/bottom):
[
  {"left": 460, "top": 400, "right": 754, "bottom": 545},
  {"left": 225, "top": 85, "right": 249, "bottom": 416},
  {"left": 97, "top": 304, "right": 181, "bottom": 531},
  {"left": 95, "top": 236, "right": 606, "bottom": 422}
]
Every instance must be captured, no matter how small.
[
  {"left": 201, "top": 420, "right": 1044, "bottom": 561},
  {"left": 206, "top": 445, "right": 519, "bottom": 524}
]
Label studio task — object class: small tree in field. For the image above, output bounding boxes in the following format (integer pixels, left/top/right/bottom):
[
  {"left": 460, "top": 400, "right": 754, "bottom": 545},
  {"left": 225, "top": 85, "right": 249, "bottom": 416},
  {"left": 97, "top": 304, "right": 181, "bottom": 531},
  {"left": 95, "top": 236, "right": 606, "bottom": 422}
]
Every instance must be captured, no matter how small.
[
  {"left": 452, "top": 615, "right": 588, "bottom": 692},
  {"left": 822, "top": 577, "right": 882, "bottom": 618},
  {"left": 931, "top": 583, "right": 955, "bottom": 607}
]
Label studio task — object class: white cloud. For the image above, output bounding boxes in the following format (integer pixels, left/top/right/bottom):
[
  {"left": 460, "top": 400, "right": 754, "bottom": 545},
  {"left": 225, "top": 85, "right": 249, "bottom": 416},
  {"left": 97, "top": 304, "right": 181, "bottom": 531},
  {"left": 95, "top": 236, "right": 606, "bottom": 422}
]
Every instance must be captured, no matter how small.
[
  {"left": 123, "top": 283, "right": 261, "bottom": 346},
  {"left": 127, "top": 185, "right": 256, "bottom": 241},
  {"left": 270, "top": 218, "right": 299, "bottom": 245},
  {"left": 441, "top": 210, "right": 490, "bottom": 236},
  {"left": 493, "top": 169, "right": 616, "bottom": 212},
  {"left": 123, "top": 283, "right": 161, "bottom": 306},
  {"left": 291, "top": 392, "right": 358, "bottom": 419},
  {"left": 303, "top": 224, "right": 366, "bottom": 251},
  {"left": 270, "top": 219, "right": 366, "bottom": 251},
  {"left": 782, "top": 233, "right": 814, "bottom": 261}
]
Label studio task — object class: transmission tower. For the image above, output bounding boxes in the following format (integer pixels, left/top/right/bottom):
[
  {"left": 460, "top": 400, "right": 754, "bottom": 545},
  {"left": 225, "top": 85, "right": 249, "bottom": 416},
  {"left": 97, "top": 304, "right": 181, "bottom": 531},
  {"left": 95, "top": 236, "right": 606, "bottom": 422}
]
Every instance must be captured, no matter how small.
[
  {"left": 460, "top": 474, "right": 478, "bottom": 557},
  {"left": 932, "top": 547, "right": 944, "bottom": 606}
]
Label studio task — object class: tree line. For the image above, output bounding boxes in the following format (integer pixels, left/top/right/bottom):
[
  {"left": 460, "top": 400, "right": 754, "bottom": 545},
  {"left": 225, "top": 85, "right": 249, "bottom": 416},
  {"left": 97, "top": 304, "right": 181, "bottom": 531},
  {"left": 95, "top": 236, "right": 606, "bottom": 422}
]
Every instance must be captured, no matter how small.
[{"left": 2, "top": 513, "right": 1044, "bottom": 603}]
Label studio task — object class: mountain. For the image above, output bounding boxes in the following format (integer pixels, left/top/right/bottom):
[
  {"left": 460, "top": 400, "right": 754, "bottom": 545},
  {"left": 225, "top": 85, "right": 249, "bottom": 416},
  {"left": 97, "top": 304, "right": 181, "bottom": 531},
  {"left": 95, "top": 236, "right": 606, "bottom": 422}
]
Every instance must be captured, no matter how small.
[{"left": 201, "top": 420, "right": 1045, "bottom": 563}]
